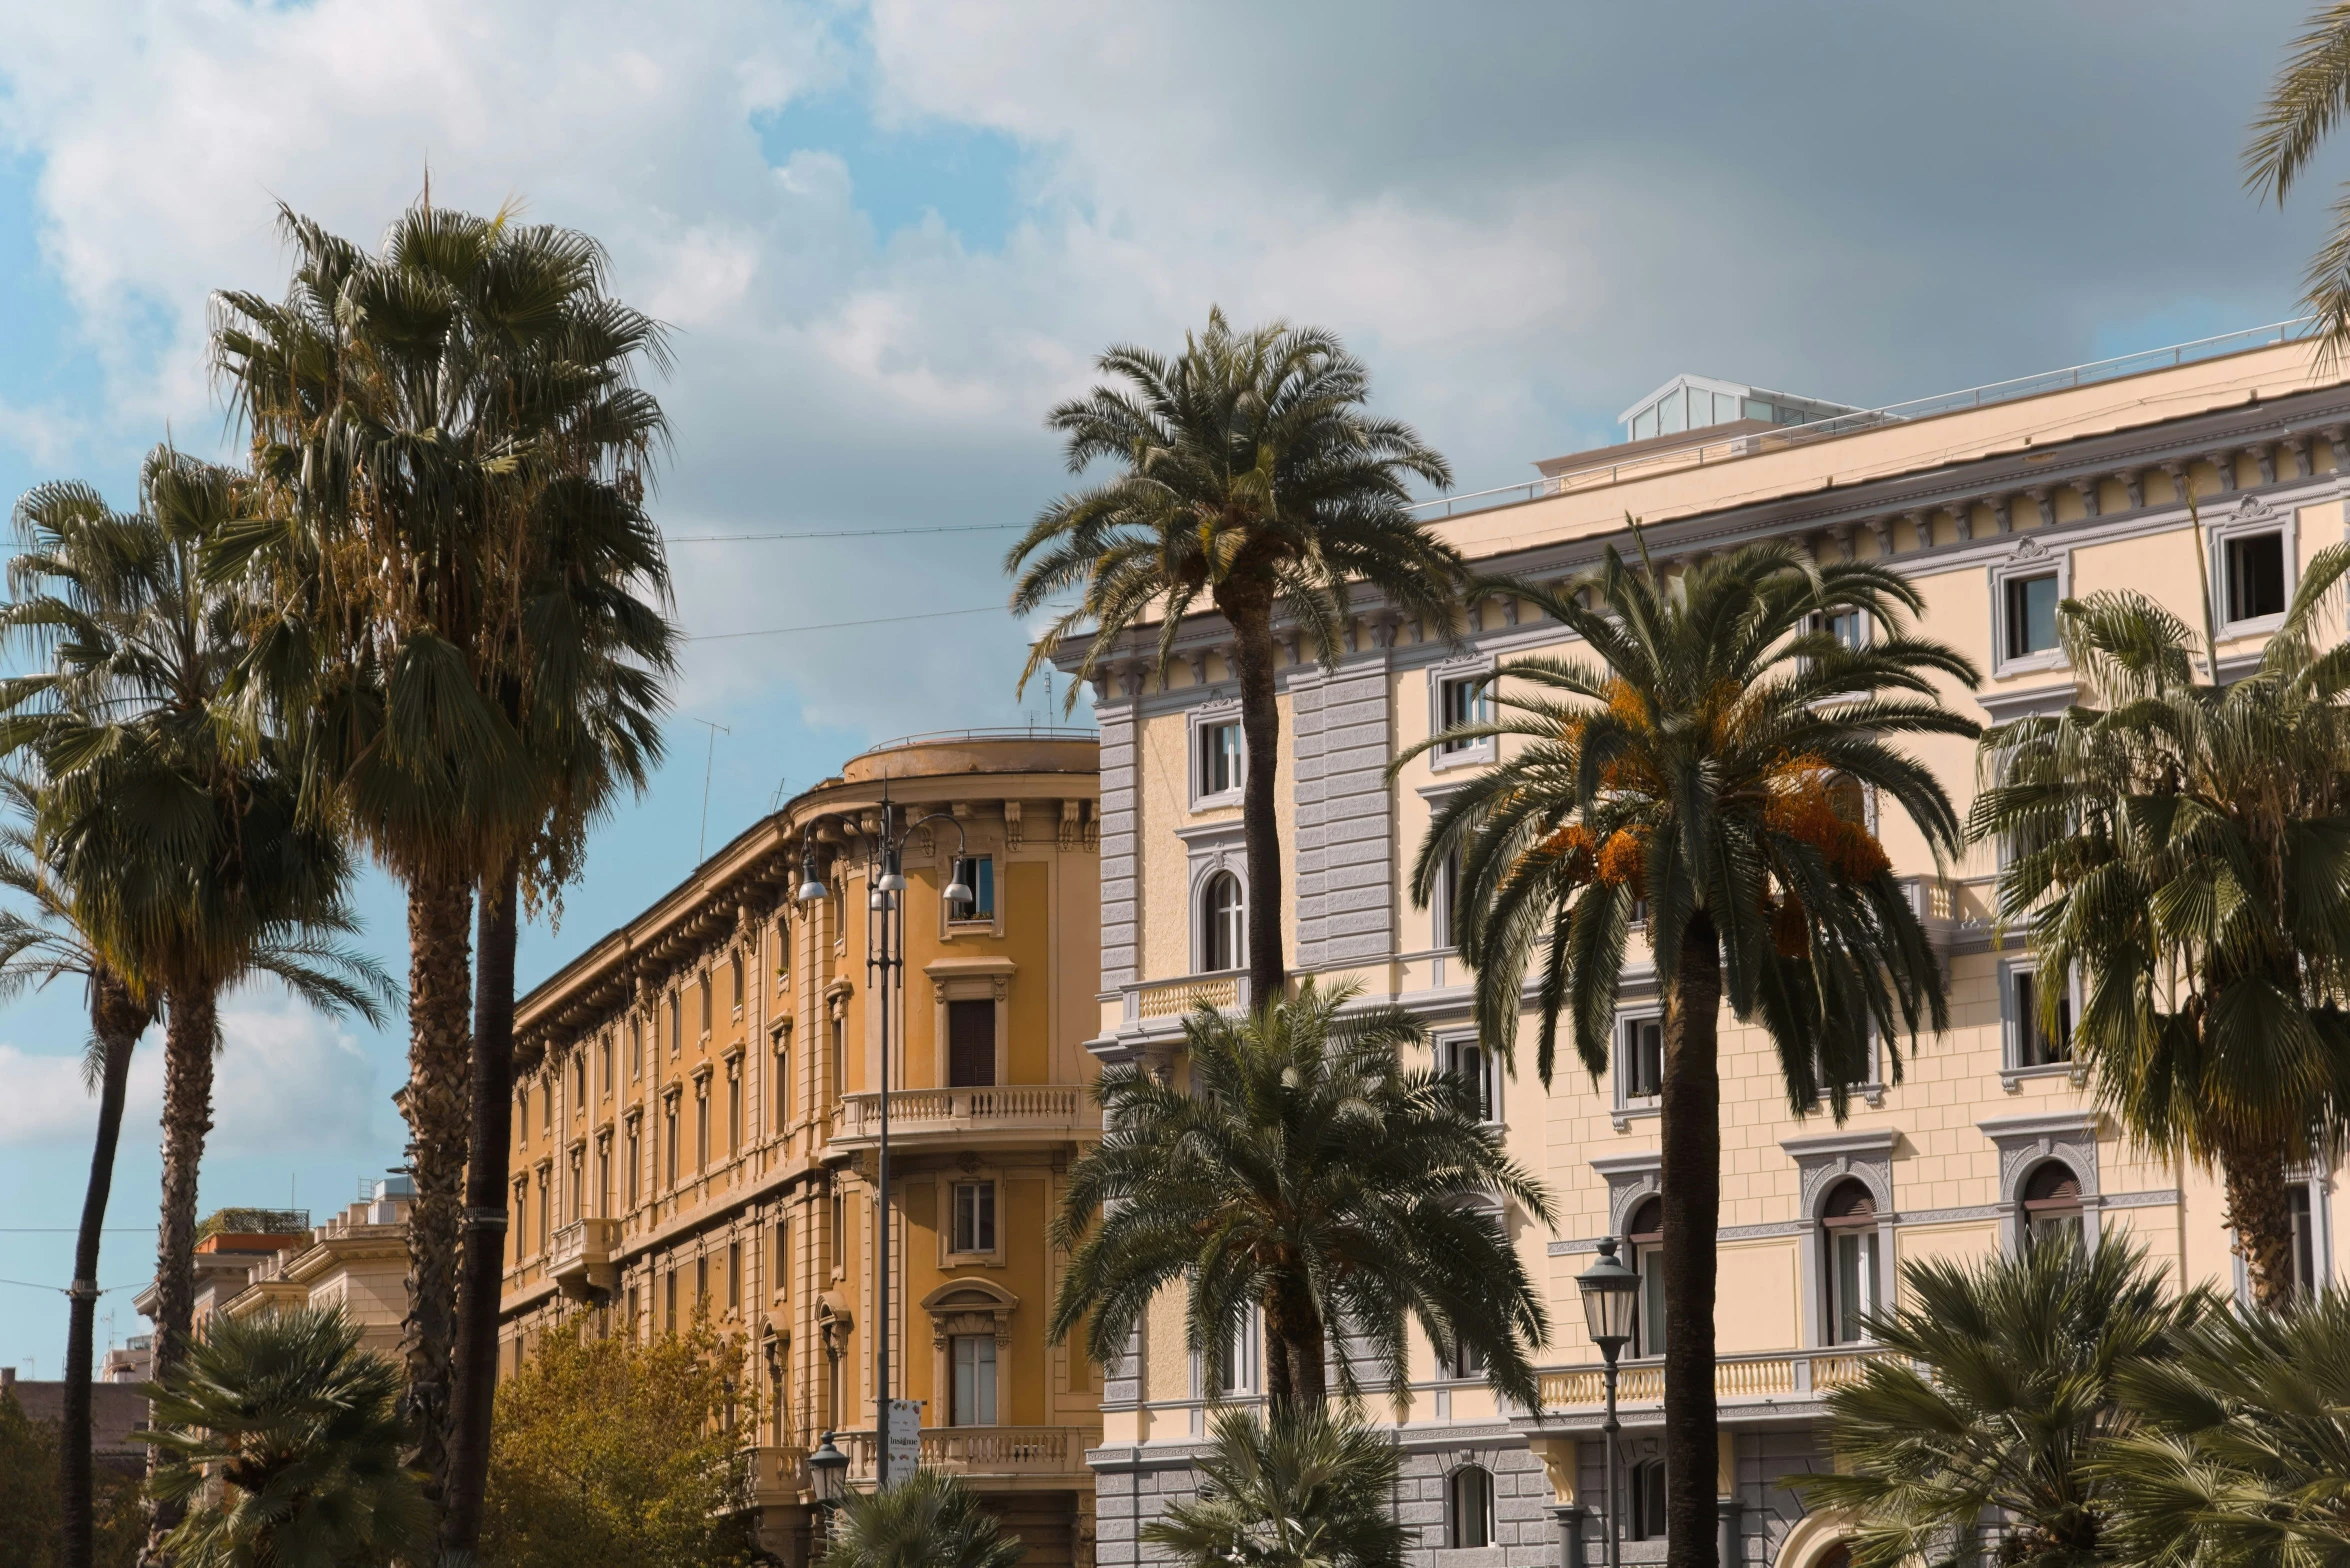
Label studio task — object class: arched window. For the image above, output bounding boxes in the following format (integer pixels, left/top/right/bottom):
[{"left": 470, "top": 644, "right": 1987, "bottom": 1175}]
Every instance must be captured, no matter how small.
[
  {"left": 1821, "top": 1179, "right": 1879, "bottom": 1345},
  {"left": 1628, "top": 1197, "right": 1665, "bottom": 1358},
  {"left": 2022, "top": 1161, "right": 2084, "bottom": 1251},
  {"left": 1446, "top": 1464, "right": 1494, "bottom": 1549},
  {"left": 1202, "top": 871, "right": 1245, "bottom": 973}
]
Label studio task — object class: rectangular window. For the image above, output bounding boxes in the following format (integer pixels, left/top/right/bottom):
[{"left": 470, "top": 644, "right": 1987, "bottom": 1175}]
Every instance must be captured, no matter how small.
[
  {"left": 599, "top": 1033, "right": 612, "bottom": 1099},
  {"left": 1628, "top": 1459, "right": 1667, "bottom": 1541},
  {"left": 626, "top": 1121, "right": 641, "bottom": 1208},
  {"left": 1198, "top": 720, "right": 1242, "bottom": 798},
  {"left": 948, "top": 855, "right": 996, "bottom": 923},
  {"left": 728, "top": 1068, "right": 743, "bottom": 1155},
  {"left": 775, "top": 1217, "right": 790, "bottom": 1300},
  {"left": 516, "top": 1091, "right": 528, "bottom": 1150},
  {"left": 2226, "top": 531, "right": 2287, "bottom": 622},
  {"left": 948, "top": 999, "right": 996, "bottom": 1088},
  {"left": 2004, "top": 572, "right": 2061, "bottom": 660},
  {"left": 1442, "top": 1037, "right": 1494, "bottom": 1123},
  {"left": 951, "top": 1334, "right": 998, "bottom": 1426},
  {"left": 830, "top": 1016, "right": 847, "bottom": 1098},
  {"left": 1827, "top": 1227, "right": 1877, "bottom": 1345},
  {"left": 696, "top": 1084, "right": 711, "bottom": 1169},
  {"left": 831, "top": 1189, "right": 847, "bottom": 1277},
  {"left": 512, "top": 1180, "right": 529, "bottom": 1262},
  {"left": 731, "top": 952, "right": 744, "bottom": 1014},
  {"left": 774, "top": 1048, "right": 790, "bottom": 1133},
  {"left": 664, "top": 1267, "right": 677, "bottom": 1334},
  {"left": 626, "top": 1285, "right": 640, "bottom": 1343},
  {"left": 536, "top": 1175, "right": 549, "bottom": 1258},
  {"left": 1437, "top": 674, "right": 1489, "bottom": 753},
  {"left": 568, "top": 1155, "right": 583, "bottom": 1222},
  {"left": 1634, "top": 1240, "right": 1665, "bottom": 1357},
  {"left": 596, "top": 1140, "right": 611, "bottom": 1218},
  {"left": 1813, "top": 608, "right": 1865, "bottom": 651},
  {"left": 572, "top": 1052, "right": 585, "bottom": 1111},
  {"left": 696, "top": 1254, "right": 708, "bottom": 1314},
  {"left": 669, "top": 994, "right": 681, "bottom": 1057},
  {"left": 699, "top": 975, "right": 713, "bottom": 1036},
  {"left": 630, "top": 1018, "right": 642, "bottom": 1081},
  {"left": 1435, "top": 851, "right": 1463, "bottom": 950},
  {"left": 2290, "top": 1184, "right": 2319, "bottom": 1298},
  {"left": 665, "top": 1099, "right": 680, "bottom": 1186},
  {"left": 2014, "top": 971, "right": 2072, "bottom": 1068},
  {"left": 1213, "top": 1300, "right": 1262, "bottom": 1396},
  {"left": 1624, "top": 1017, "right": 1664, "bottom": 1102},
  {"left": 541, "top": 1078, "right": 553, "bottom": 1134},
  {"left": 952, "top": 1181, "right": 997, "bottom": 1254},
  {"left": 727, "top": 1241, "right": 741, "bottom": 1313}
]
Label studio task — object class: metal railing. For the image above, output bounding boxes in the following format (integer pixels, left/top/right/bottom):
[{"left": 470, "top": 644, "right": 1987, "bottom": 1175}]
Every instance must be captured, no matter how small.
[
  {"left": 860, "top": 726, "right": 1099, "bottom": 754},
  {"left": 1538, "top": 1345, "right": 1893, "bottom": 1409},
  {"left": 1406, "top": 317, "right": 2319, "bottom": 523}
]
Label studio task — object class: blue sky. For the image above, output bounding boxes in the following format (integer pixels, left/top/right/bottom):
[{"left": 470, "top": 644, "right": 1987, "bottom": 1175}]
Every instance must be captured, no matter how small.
[{"left": 0, "top": 0, "right": 2336, "bottom": 1373}]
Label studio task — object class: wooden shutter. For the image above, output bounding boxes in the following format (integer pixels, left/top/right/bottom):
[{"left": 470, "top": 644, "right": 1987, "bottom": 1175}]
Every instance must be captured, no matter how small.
[{"left": 948, "top": 999, "right": 996, "bottom": 1088}]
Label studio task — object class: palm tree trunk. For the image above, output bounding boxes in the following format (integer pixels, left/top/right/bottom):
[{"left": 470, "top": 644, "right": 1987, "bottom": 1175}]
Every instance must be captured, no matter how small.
[
  {"left": 443, "top": 857, "right": 518, "bottom": 1557},
  {"left": 2220, "top": 1134, "right": 2298, "bottom": 1311},
  {"left": 400, "top": 871, "right": 474, "bottom": 1516},
  {"left": 64, "top": 970, "right": 145, "bottom": 1568},
  {"left": 1221, "top": 597, "right": 1287, "bottom": 1007},
  {"left": 1660, "top": 915, "right": 1722, "bottom": 1568},
  {"left": 144, "top": 981, "right": 218, "bottom": 1564},
  {"left": 1265, "top": 1282, "right": 1327, "bottom": 1412}
]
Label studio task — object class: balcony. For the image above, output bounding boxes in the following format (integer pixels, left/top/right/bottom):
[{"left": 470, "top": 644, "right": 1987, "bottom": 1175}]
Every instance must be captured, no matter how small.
[
  {"left": 547, "top": 1217, "right": 621, "bottom": 1300},
  {"left": 1121, "top": 971, "right": 1249, "bottom": 1026},
  {"left": 1537, "top": 1346, "right": 1893, "bottom": 1413},
  {"left": 827, "top": 1086, "right": 1095, "bottom": 1152},
  {"left": 835, "top": 1425, "right": 1090, "bottom": 1484},
  {"left": 745, "top": 1444, "right": 808, "bottom": 1505}
]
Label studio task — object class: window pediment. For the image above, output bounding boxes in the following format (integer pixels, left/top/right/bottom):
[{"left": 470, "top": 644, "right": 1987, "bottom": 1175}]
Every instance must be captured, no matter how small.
[{"left": 920, "top": 1277, "right": 1019, "bottom": 1348}]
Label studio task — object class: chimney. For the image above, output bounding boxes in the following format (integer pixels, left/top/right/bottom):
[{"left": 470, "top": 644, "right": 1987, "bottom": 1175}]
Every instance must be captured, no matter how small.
[{"left": 1, "top": 1367, "right": 14, "bottom": 1388}]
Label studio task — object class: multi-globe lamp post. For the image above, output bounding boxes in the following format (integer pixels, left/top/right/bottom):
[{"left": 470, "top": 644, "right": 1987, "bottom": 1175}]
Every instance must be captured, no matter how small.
[
  {"left": 797, "top": 791, "right": 970, "bottom": 1492},
  {"left": 1576, "top": 1236, "right": 1641, "bottom": 1568}
]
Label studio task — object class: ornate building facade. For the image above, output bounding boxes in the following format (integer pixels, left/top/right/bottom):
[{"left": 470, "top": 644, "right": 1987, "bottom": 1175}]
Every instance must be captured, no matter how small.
[
  {"left": 1060, "top": 330, "right": 2350, "bottom": 1567},
  {"left": 496, "top": 731, "right": 1102, "bottom": 1566}
]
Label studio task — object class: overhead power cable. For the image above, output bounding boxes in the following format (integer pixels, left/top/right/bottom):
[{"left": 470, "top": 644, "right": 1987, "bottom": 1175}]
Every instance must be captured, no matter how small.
[{"left": 667, "top": 522, "right": 1022, "bottom": 544}]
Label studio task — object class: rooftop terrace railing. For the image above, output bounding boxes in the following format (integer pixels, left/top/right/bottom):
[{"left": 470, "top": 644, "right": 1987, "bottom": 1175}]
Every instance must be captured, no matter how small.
[{"left": 1405, "top": 316, "right": 2321, "bottom": 522}]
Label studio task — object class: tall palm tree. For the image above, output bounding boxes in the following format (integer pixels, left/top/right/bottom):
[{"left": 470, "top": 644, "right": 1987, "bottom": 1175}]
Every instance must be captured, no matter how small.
[
  {"left": 1407, "top": 539, "right": 1979, "bottom": 1568},
  {"left": 1049, "top": 982, "right": 1553, "bottom": 1411},
  {"left": 2247, "top": 4, "right": 2350, "bottom": 352},
  {"left": 0, "top": 777, "right": 153, "bottom": 1568},
  {"left": 0, "top": 451, "right": 392, "bottom": 1425},
  {"left": 211, "top": 201, "right": 674, "bottom": 1518},
  {"left": 817, "top": 1468, "right": 1026, "bottom": 1568},
  {"left": 2096, "top": 1285, "right": 2350, "bottom": 1567},
  {"left": 1141, "top": 1406, "right": 1407, "bottom": 1568},
  {"left": 141, "top": 1306, "right": 428, "bottom": 1568},
  {"left": 1970, "top": 548, "right": 2350, "bottom": 1310},
  {"left": 1797, "top": 1237, "right": 2213, "bottom": 1568},
  {"left": 1008, "top": 309, "right": 1463, "bottom": 1004}
]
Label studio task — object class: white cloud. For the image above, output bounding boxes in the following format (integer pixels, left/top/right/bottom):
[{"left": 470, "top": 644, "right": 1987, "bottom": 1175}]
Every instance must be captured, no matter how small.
[{"left": 0, "top": 986, "right": 379, "bottom": 1153}]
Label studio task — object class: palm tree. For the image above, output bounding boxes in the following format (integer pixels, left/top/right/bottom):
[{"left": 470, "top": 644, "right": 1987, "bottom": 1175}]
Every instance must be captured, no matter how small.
[
  {"left": 211, "top": 201, "right": 675, "bottom": 1520},
  {"left": 2096, "top": 1286, "right": 2350, "bottom": 1567},
  {"left": 1406, "top": 539, "right": 1979, "bottom": 1568},
  {"left": 142, "top": 1306, "right": 428, "bottom": 1568},
  {"left": 1008, "top": 309, "right": 1463, "bottom": 1004},
  {"left": 2247, "top": 4, "right": 2350, "bottom": 351},
  {"left": 818, "top": 1469, "right": 1026, "bottom": 1568},
  {"left": 1049, "top": 982, "right": 1553, "bottom": 1411},
  {"left": 1970, "top": 547, "right": 2350, "bottom": 1309},
  {"left": 0, "top": 778, "right": 153, "bottom": 1568},
  {"left": 1141, "top": 1406, "right": 1407, "bottom": 1568},
  {"left": 1796, "top": 1237, "right": 2213, "bottom": 1568}
]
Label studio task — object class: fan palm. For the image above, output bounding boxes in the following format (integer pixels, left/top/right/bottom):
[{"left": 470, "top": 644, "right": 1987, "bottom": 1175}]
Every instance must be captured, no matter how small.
[
  {"left": 1969, "top": 544, "right": 2350, "bottom": 1310},
  {"left": 2247, "top": 4, "right": 2350, "bottom": 353},
  {"left": 211, "top": 200, "right": 674, "bottom": 1521},
  {"left": 1403, "top": 538, "right": 1979, "bottom": 1568},
  {"left": 1796, "top": 1237, "right": 2213, "bottom": 1568},
  {"left": 0, "top": 777, "right": 152, "bottom": 1568},
  {"left": 1008, "top": 308, "right": 1463, "bottom": 1003},
  {"left": 1049, "top": 982, "right": 1553, "bottom": 1411},
  {"left": 817, "top": 1468, "right": 1026, "bottom": 1568},
  {"left": 1141, "top": 1405, "right": 1407, "bottom": 1568},
  {"left": 2096, "top": 1286, "right": 2350, "bottom": 1567},
  {"left": 142, "top": 1306, "right": 428, "bottom": 1568}
]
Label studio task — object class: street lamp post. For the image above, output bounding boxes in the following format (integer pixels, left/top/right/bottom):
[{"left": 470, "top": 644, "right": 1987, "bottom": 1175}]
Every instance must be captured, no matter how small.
[
  {"left": 807, "top": 1429, "right": 848, "bottom": 1547},
  {"left": 1576, "top": 1236, "right": 1640, "bottom": 1568},
  {"left": 800, "top": 793, "right": 970, "bottom": 1491}
]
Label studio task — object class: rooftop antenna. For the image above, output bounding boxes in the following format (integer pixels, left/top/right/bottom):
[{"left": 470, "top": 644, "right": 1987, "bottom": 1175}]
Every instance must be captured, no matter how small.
[{"left": 693, "top": 718, "right": 732, "bottom": 861}]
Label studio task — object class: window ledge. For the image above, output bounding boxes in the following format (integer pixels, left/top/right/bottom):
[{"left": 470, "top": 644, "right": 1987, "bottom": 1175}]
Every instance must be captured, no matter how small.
[
  {"left": 1428, "top": 744, "right": 1495, "bottom": 774},
  {"left": 1611, "top": 1102, "right": 1661, "bottom": 1133},
  {"left": 2000, "top": 1061, "right": 2087, "bottom": 1093},
  {"left": 1991, "top": 650, "right": 2069, "bottom": 680}
]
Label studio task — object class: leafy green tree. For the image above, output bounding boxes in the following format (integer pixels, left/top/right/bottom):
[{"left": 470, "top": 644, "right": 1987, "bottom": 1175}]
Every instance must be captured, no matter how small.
[
  {"left": 0, "top": 1386, "right": 64, "bottom": 1568},
  {"left": 818, "top": 1469, "right": 1025, "bottom": 1568},
  {"left": 1049, "top": 982, "right": 1552, "bottom": 1411},
  {"left": 1407, "top": 539, "right": 1978, "bottom": 1568},
  {"left": 1142, "top": 1406, "right": 1406, "bottom": 1568},
  {"left": 1009, "top": 308, "right": 1463, "bottom": 1004},
  {"left": 2096, "top": 1286, "right": 2350, "bottom": 1567},
  {"left": 142, "top": 1307, "right": 427, "bottom": 1568},
  {"left": 1970, "top": 546, "right": 2350, "bottom": 1309},
  {"left": 1797, "top": 1237, "right": 2212, "bottom": 1568},
  {"left": 480, "top": 1320, "right": 753, "bottom": 1568},
  {"left": 2247, "top": 3, "right": 2350, "bottom": 350},
  {"left": 211, "top": 201, "right": 675, "bottom": 1527}
]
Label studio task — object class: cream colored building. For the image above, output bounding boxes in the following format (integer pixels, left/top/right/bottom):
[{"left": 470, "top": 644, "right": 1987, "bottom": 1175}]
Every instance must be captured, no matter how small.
[
  {"left": 216, "top": 1180, "right": 416, "bottom": 1362},
  {"left": 496, "top": 731, "right": 1103, "bottom": 1567},
  {"left": 1062, "top": 328, "right": 2349, "bottom": 1568}
]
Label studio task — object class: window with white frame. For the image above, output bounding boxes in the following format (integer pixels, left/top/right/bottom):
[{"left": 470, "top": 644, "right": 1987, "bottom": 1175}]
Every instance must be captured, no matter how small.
[
  {"left": 1201, "top": 871, "right": 1245, "bottom": 973},
  {"left": 1446, "top": 1465, "right": 1495, "bottom": 1550},
  {"left": 2021, "top": 1160, "right": 2085, "bottom": 1252},
  {"left": 2010, "top": 967, "right": 2074, "bottom": 1069},
  {"left": 948, "top": 855, "right": 995, "bottom": 923},
  {"left": 951, "top": 1180, "right": 996, "bottom": 1255},
  {"left": 1812, "top": 606, "right": 1868, "bottom": 651},
  {"left": 1627, "top": 1196, "right": 1665, "bottom": 1357},
  {"left": 1441, "top": 1035, "right": 1496, "bottom": 1124},
  {"left": 1436, "top": 673, "right": 1491, "bottom": 754},
  {"left": 1210, "top": 1300, "right": 1263, "bottom": 1398},
  {"left": 950, "top": 1334, "right": 997, "bottom": 1425},
  {"left": 2003, "top": 572, "right": 2062, "bottom": 661},
  {"left": 2224, "top": 529, "right": 2288, "bottom": 625},
  {"left": 1621, "top": 1015, "right": 1664, "bottom": 1106},
  {"left": 1197, "top": 718, "right": 1243, "bottom": 801},
  {"left": 2290, "top": 1181, "right": 2321, "bottom": 1298},
  {"left": 1821, "top": 1179, "right": 1879, "bottom": 1345}
]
